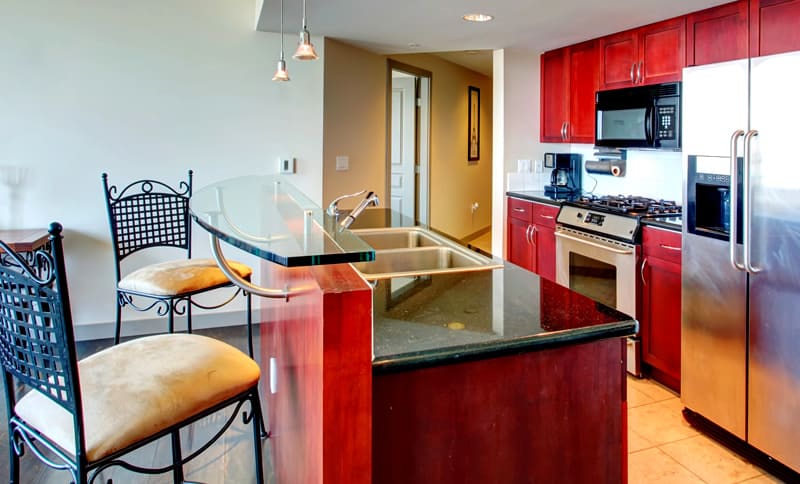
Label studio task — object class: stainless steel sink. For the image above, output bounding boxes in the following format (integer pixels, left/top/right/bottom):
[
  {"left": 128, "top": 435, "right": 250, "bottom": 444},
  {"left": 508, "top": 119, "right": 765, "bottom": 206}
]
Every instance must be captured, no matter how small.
[
  {"left": 350, "top": 227, "right": 502, "bottom": 280},
  {"left": 349, "top": 227, "right": 442, "bottom": 250}
]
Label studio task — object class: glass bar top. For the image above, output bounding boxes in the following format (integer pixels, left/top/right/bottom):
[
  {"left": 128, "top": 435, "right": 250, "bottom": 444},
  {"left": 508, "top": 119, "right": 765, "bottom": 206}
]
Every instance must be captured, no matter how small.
[{"left": 190, "top": 175, "right": 376, "bottom": 267}]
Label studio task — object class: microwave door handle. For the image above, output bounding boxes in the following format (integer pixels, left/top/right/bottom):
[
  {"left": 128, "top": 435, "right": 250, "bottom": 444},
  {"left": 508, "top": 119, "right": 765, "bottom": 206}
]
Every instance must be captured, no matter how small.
[
  {"left": 644, "top": 104, "right": 654, "bottom": 145},
  {"left": 729, "top": 130, "right": 746, "bottom": 271}
]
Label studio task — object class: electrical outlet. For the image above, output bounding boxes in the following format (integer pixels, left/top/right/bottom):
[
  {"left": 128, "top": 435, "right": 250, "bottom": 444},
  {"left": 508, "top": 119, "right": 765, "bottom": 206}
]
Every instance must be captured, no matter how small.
[
  {"left": 279, "top": 157, "right": 296, "bottom": 174},
  {"left": 336, "top": 155, "right": 349, "bottom": 171}
]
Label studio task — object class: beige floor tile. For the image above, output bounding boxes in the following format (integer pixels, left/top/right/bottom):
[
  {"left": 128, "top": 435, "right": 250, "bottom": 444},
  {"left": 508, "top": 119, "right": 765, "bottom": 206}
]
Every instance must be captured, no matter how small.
[
  {"left": 660, "top": 435, "right": 762, "bottom": 484},
  {"left": 628, "top": 384, "right": 656, "bottom": 408},
  {"left": 629, "top": 447, "right": 705, "bottom": 484},
  {"left": 740, "top": 474, "right": 785, "bottom": 483},
  {"left": 628, "top": 375, "right": 677, "bottom": 402},
  {"left": 628, "top": 398, "right": 698, "bottom": 446},
  {"left": 628, "top": 427, "right": 656, "bottom": 453}
]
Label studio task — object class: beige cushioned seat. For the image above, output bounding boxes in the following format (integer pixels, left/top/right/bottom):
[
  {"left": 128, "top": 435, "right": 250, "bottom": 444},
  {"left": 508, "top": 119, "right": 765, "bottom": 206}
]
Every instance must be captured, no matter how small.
[
  {"left": 117, "top": 258, "right": 252, "bottom": 296},
  {"left": 15, "top": 333, "right": 260, "bottom": 463}
]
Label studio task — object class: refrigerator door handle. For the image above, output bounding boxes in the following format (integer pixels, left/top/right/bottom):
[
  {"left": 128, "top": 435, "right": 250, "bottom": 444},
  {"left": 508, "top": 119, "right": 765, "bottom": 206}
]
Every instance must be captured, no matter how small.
[
  {"left": 743, "top": 129, "right": 761, "bottom": 273},
  {"left": 729, "top": 129, "right": 746, "bottom": 272}
]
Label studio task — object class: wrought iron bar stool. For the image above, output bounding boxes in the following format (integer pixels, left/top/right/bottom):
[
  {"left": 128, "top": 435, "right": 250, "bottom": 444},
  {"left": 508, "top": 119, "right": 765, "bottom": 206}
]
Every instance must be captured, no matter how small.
[
  {"left": 102, "top": 171, "right": 257, "bottom": 357},
  {"left": 0, "top": 223, "right": 264, "bottom": 483}
]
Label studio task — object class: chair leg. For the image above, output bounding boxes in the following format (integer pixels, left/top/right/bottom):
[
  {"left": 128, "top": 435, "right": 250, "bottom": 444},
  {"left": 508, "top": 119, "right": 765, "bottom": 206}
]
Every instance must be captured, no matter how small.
[
  {"left": 171, "top": 430, "right": 185, "bottom": 483},
  {"left": 168, "top": 300, "right": 175, "bottom": 334},
  {"left": 114, "top": 293, "right": 123, "bottom": 345},
  {"left": 186, "top": 296, "right": 193, "bottom": 334},
  {"left": 9, "top": 435, "right": 19, "bottom": 484},
  {"left": 246, "top": 292, "right": 254, "bottom": 359},
  {"left": 251, "top": 392, "right": 265, "bottom": 484}
]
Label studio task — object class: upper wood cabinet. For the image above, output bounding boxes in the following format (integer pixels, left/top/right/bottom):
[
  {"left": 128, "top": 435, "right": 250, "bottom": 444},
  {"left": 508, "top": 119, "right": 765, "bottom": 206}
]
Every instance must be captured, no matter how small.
[
  {"left": 751, "top": 0, "right": 800, "bottom": 57},
  {"left": 540, "top": 40, "right": 598, "bottom": 143},
  {"left": 686, "top": 1, "right": 749, "bottom": 66},
  {"left": 600, "top": 17, "right": 686, "bottom": 89}
]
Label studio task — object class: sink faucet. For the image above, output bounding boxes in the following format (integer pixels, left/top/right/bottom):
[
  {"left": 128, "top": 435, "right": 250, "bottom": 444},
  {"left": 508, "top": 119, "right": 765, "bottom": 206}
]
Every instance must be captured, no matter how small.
[{"left": 327, "top": 190, "right": 380, "bottom": 229}]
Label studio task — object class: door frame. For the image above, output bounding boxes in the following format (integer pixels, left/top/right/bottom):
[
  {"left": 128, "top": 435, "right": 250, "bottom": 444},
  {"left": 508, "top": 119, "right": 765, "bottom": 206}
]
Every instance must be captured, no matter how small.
[{"left": 386, "top": 59, "right": 433, "bottom": 226}]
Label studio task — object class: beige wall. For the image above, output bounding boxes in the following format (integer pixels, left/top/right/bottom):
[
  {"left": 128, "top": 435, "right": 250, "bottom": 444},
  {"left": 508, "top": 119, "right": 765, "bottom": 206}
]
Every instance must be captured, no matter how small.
[
  {"left": 322, "top": 39, "right": 387, "bottom": 210},
  {"left": 322, "top": 42, "right": 493, "bottom": 240},
  {"left": 388, "top": 53, "right": 493, "bottom": 240}
]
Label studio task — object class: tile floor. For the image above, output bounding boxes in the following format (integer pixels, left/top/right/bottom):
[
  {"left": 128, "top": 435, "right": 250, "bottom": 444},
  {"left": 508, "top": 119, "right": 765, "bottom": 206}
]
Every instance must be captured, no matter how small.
[{"left": 627, "top": 376, "right": 783, "bottom": 483}]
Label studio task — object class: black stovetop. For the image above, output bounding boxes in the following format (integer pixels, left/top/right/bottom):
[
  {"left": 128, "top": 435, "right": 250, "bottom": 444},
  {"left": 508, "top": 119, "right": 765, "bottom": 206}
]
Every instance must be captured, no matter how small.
[{"left": 571, "top": 194, "right": 681, "bottom": 217}]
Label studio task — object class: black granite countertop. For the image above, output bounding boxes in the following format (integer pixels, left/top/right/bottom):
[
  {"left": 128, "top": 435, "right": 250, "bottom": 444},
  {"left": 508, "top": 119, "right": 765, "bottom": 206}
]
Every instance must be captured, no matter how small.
[
  {"left": 372, "top": 262, "right": 637, "bottom": 373},
  {"left": 505, "top": 190, "right": 575, "bottom": 206},
  {"left": 642, "top": 217, "right": 683, "bottom": 232}
]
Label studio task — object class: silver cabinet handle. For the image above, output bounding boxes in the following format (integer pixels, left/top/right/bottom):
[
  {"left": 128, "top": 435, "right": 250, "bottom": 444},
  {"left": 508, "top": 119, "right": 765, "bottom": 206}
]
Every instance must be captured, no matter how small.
[
  {"left": 531, "top": 225, "right": 537, "bottom": 244},
  {"left": 539, "top": 214, "right": 555, "bottom": 220},
  {"left": 513, "top": 207, "right": 526, "bottom": 213},
  {"left": 525, "top": 225, "right": 533, "bottom": 245},
  {"left": 560, "top": 122, "right": 568, "bottom": 141},
  {"left": 630, "top": 63, "right": 635, "bottom": 83},
  {"left": 563, "top": 122, "right": 569, "bottom": 140},
  {"left": 637, "top": 61, "right": 643, "bottom": 83},
  {"left": 729, "top": 130, "right": 746, "bottom": 272},
  {"left": 743, "top": 129, "right": 760, "bottom": 273},
  {"left": 641, "top": 257, "right": 648, "bottom": 285},
  {"left": 659, "top": 244, "right": 681, "bottom": 251}
]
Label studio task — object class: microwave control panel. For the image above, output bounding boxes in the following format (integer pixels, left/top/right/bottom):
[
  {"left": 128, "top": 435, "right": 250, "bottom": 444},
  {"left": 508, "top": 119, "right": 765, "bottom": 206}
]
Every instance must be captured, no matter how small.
[{"left": 656, "top": 105, "right": 676, "bottom": 140}]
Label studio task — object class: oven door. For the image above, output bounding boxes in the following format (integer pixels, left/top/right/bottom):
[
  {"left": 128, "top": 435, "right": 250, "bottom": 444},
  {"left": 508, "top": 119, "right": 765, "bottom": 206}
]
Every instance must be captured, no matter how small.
[{"left": 554, "top": 227, "right": 638, "bottom": 318}]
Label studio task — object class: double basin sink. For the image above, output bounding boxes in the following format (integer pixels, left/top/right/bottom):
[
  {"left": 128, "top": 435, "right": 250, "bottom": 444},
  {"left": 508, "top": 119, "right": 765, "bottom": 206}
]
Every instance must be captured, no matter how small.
[{"left": 349, "top": 227, "right": 502, "bottom": 280}]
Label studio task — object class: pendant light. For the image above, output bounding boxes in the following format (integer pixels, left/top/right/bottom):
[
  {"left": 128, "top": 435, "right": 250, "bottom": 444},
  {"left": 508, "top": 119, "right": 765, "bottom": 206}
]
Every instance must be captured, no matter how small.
[
  {"left": 272, "top": 0, "right": 290, "bottom": 81},
  {"left": 292, "top": 0, "right": 319, "bottom": 60}
]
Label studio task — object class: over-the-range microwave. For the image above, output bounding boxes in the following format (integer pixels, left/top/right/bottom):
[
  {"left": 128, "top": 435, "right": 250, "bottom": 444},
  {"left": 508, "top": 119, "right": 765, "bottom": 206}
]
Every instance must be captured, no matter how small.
[{"left": 595, "top": 82, "right": 681, "bottom": 150}]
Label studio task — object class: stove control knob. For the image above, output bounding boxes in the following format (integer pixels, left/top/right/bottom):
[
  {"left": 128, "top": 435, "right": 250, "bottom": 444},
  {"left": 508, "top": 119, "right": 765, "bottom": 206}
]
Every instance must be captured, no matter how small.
[{"left": 576, "top": 212, "right": 583, "bottom": 219}]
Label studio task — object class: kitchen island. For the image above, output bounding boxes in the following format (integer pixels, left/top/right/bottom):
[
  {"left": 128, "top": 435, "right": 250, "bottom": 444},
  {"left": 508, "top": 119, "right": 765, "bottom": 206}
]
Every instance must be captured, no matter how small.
[{"left": 190, "top": 179, "right": 636, "bottom": 484}]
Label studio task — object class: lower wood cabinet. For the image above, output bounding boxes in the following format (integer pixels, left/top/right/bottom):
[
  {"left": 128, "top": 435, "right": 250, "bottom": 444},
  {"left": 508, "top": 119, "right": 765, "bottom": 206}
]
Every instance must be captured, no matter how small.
[
  {"left": 507, "top": 198, "right": 558, "bottom": 281},
  {"left": 639, "top": 226, "right": 682, "bottom": 392}
]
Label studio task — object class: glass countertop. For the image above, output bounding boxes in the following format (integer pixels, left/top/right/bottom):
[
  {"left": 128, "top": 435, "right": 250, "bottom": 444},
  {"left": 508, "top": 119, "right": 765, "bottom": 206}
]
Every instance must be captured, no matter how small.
[{"left": 189, "top": 175, "right": 376, "bottom": 267}]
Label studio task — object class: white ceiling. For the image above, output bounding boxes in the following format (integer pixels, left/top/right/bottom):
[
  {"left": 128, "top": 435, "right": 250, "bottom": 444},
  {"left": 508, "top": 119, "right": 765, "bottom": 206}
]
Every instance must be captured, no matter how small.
[{"left": 257, "top": 0, "right": 730, "bottom": 76}]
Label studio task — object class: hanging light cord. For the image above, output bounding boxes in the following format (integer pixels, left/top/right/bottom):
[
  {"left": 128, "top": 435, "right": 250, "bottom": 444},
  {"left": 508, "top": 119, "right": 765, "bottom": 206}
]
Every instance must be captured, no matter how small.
[
  {"left": 279, "top": 0, "right": 285, "bottom": 60},
  {"left": 302, "top": 0, "right": 308, "bottom": 30}
]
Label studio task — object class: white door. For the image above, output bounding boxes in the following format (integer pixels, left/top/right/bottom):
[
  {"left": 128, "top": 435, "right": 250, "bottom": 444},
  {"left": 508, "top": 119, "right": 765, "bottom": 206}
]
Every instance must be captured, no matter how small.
[{"left": 391, "top": 75, "right": 416, "bottom": 225}]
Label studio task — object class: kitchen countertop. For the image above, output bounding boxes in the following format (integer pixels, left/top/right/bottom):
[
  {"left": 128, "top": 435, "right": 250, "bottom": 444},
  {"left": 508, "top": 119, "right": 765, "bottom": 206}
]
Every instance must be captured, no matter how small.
[
  {"left": 505, "top": 190, "right": 576, "bottom": 206},
  {"left": 642, "top": 217, "right": 683, "bottom": 231},
  {"left": 371, "top": 261, "right": 637, "bottom": 373}
]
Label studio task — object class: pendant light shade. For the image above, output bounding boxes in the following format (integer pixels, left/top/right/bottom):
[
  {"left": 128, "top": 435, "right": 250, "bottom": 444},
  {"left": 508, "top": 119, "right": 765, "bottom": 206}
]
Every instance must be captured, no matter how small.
[
  {"left": 293, "top": 0, "right": 319, "bottom": 60},
  {"left": 272, "top": 0, "right": 290, "bottom": 82}
]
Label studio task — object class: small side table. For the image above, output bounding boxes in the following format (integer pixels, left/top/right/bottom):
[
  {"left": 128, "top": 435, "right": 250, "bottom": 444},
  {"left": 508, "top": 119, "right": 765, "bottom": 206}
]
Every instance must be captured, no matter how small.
[{"left": 0, "top": 229, "right": 51, "bottom": 269}]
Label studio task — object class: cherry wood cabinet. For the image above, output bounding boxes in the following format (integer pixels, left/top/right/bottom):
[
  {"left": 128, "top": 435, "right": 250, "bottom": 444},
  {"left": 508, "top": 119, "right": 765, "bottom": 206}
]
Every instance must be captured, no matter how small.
[
  {"left": 639, "top": 226, "right": 682, "bottom": 392},
  {"left": 600, "top": 17, "right": 686, "bottom": 89},
  {"left": 540, "top": 40, "right": 598, "bottom": 143},
  {"left": 751, "top": 0, "right": 800, "bottom": 56},
  {"left": 506, "top": 197, "right": 558, "bottom": 281},
  {"left": 686, "top": 1, "right": 749, "bottom": 66}
]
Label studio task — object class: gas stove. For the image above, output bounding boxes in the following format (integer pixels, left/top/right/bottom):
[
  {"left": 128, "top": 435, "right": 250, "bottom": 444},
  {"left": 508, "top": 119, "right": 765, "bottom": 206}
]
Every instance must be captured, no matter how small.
[{"left": 557, "top": 194, "right": 682, "bottom": 244}]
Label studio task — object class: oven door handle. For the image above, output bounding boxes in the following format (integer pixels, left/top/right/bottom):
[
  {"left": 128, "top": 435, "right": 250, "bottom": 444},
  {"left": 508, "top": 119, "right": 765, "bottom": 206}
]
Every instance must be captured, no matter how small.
[{"left": 555, "top": 231, "right": 634, "bottom": 255}]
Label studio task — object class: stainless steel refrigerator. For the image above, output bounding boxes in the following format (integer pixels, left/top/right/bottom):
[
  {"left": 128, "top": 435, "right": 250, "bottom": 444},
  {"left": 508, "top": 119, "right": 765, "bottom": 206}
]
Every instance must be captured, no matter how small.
[{"left": 682, "top": 50, "right": 800, "bottom": 473}]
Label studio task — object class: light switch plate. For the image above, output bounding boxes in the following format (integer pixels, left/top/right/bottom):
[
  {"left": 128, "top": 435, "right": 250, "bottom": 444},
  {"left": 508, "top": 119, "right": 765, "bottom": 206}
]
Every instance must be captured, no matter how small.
[
  {"left": 279, "top": 157, "right": 296, "bottom": 174},
  {"left": 336, "top": 155, "right": 349, "bottom": 171}
]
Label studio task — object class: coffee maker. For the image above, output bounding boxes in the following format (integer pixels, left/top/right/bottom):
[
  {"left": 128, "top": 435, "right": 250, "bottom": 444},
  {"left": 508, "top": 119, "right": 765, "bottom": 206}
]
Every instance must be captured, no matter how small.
[{"left": 544, "top": 153, "right": 582, "bottom": 197}]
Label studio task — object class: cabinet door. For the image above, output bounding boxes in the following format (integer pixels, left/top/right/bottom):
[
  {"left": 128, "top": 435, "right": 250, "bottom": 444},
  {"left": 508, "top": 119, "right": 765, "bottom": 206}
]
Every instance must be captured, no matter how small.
[
  {"left": 568, "top": 40, "right": 599, "bottom": 143},
  {"left": 540, "top": 48, "right": 569, "bottom": 142},
  {"left": 686, "top": 1, "right": 749, "bottom": 66},
  {"left": 508, "top": 217, "right": 533, "bottom": 271},
  {"left": 534, "top": 223, "right": 556, "bottom": 282},
  {"left": 639, "top": 17, "right": 686, "bottom": 85},
  {"left": 640, "top": 255, "right": 682, "bottom": 391},
  {"left": 751, "top": 0, "right": 800, "bottom": 57},
  {"left": 600, "top": 30, "right": 638, "bottom": 89}
]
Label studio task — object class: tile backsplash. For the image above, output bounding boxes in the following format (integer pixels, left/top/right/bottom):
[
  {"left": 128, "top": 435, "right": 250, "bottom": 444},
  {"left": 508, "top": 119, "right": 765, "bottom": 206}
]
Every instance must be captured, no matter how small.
[{"left": 508, "top": 145, "right": 683, "bottom": 202}]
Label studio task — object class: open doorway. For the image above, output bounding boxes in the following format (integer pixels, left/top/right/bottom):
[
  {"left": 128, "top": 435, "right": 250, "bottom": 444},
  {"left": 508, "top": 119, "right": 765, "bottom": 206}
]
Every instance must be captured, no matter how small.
[{"left": 387, "top": 60, "right": 431, "bottom": 227}]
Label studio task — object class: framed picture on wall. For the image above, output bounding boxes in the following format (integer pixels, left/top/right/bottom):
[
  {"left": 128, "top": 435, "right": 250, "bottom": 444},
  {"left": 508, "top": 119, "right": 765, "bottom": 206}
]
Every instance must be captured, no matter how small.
[{"left": 468, "top": 86, "right": 480, "bottom": 162}]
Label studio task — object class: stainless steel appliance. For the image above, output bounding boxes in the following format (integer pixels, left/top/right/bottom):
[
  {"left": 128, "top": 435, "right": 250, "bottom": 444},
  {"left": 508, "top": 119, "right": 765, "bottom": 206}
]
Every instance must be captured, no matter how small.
[
  {"left": 595, "top": 82, "right": 681, "bottom": 150},
  {"left": 681, "top": 51, "right": 800, "bottom": 474},
  {"left": 555, "top": 195, "right": 681, "bottom": 375},
  {"left": 543, "top": 152, "right": 582, "bottom": 197}
]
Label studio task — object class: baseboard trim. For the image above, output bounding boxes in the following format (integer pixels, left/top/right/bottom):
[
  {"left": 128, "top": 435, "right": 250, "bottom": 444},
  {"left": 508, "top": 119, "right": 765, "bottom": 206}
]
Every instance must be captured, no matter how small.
[{"left": 73, "top": 309, "right": 261, "bottom": 342}]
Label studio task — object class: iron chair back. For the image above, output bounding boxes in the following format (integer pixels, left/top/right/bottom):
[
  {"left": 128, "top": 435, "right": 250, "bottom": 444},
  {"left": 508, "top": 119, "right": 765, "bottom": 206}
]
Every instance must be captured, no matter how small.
[
  {"left": 102, "top": 171, "right": 193, "bottom": 284},
  {"left": 0, "top": 223, "right": 88, "bottom": 479}
]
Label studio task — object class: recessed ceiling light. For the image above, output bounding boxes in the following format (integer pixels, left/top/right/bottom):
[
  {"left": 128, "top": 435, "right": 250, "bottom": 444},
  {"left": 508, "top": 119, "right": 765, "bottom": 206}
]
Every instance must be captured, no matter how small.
[{"left": 462, "top": 13, "right": 494, "bottom": 22}]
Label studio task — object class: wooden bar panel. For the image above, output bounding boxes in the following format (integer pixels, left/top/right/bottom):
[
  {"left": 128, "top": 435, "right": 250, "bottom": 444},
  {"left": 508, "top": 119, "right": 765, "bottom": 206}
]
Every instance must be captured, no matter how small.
[{"left": 373, "top": 338, "right": 626, "bottom": 484}]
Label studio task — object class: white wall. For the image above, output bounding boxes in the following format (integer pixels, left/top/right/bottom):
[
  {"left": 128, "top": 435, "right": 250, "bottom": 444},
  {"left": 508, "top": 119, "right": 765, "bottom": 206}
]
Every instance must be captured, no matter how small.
[{"left": 0, "top": 0, "right": 325, "bottom": 334}]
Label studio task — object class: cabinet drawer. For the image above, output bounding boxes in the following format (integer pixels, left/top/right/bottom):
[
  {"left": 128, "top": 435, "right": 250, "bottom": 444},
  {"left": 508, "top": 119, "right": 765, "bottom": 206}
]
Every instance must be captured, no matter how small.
[
  {"left": 642, "top": 226, "right": 682, "bottom": 264},
  {"left": 508, "top": 198, "right": 534, "bottom": 223},
  {"left": 532, "top": 203, "right": 559, "bottom": 229}
]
